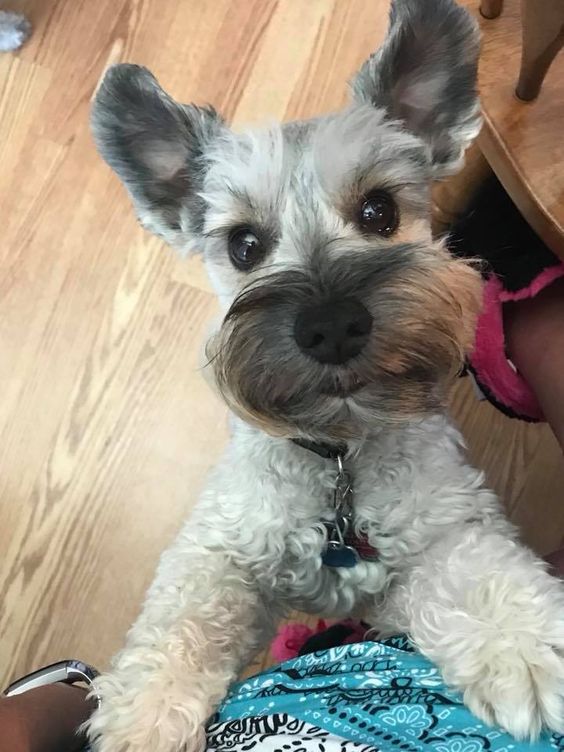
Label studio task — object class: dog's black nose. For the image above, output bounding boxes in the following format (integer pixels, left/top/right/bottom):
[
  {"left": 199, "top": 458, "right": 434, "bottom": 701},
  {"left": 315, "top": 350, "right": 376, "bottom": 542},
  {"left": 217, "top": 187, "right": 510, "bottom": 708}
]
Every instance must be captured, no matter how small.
[{"left": 294, "top": 298, "right": 372, "bottom": 365}]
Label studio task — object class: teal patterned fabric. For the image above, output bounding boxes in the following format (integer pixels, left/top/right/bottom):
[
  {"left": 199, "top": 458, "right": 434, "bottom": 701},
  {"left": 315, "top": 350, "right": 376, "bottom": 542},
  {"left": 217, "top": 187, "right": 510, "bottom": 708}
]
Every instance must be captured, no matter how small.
[{"left": 208, "top": 637, "right": 564, "bottom": 752}]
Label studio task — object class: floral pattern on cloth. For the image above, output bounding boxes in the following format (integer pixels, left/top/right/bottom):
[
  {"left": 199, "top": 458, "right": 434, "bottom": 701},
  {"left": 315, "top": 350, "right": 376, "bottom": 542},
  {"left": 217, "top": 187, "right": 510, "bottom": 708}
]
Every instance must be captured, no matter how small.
[
  {"left": 206, "top": 713, "right": 379, "bottom": 751},
  {"left": 207, "top": 637, "right": 564, "bottom": 752}
]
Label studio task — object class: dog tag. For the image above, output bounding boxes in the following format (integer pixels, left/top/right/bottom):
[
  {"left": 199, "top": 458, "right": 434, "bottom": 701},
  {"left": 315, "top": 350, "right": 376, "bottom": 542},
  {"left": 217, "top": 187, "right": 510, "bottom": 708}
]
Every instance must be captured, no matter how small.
[
  {"left": 322, "top": 521, "right": 360, "bottom": 568},
  {"left": 322, "top": 540, "right": 360, "bottom": 568}
]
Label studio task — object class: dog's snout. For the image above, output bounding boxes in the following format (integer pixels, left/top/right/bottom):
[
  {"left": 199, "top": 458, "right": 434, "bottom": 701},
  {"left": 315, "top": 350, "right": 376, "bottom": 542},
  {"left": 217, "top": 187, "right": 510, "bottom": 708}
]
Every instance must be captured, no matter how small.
[{"left": 294, "top": 298, "right": 372, "bottom": 365}]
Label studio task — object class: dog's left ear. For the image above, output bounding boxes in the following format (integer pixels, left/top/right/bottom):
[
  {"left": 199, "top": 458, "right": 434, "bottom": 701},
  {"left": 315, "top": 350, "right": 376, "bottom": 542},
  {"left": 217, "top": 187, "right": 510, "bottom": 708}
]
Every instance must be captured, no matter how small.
[
  {"left": 351, "top": 0, "right": 481, "bottom": 177},
  {"left": 92, "top": 64, "right": 225, "bottom": 252}
]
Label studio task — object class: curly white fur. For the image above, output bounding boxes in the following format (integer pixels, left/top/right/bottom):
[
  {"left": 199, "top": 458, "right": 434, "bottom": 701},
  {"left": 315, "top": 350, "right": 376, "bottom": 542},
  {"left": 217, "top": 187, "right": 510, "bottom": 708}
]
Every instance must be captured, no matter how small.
[
  {"left": 86, "top": 0, "right": 564, "bottom": 747},
  {"left": 88, "top": 417, "right": 564, "bottom": 751}
]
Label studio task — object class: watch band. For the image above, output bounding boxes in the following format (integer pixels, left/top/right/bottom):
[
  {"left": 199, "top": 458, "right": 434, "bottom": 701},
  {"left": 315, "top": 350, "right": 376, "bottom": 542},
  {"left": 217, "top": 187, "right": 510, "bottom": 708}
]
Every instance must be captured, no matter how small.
[{"left": 2, "top": 659, "right": 100, "bottom": 704}]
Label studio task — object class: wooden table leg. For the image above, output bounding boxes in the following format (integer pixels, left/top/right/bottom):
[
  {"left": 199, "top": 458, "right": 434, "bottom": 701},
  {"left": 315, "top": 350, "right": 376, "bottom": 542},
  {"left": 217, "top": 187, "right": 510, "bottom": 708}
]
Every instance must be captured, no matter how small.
[
  {"left": 480, "top": 0, "right": 504, "bottom": 20},
  {"left": 516, "top": 0, "right": 564, "bottom": 101}
]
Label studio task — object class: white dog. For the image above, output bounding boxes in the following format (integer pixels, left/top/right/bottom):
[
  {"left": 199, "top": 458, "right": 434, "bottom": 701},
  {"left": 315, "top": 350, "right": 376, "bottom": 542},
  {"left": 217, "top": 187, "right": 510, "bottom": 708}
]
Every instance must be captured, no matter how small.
[{"left": 87, "top": 0, "right": 564, "bottom": 749}]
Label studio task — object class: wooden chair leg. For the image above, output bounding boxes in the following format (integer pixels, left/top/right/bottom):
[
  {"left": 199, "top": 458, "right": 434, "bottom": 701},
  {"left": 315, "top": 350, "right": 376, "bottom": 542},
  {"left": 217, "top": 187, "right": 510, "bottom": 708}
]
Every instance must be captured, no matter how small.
[
  {"left": 480, "top": 0, "right": 504, "bottom": 20},
  {"left": 516, "top": 0, "right": 564, "bottom": 101}
]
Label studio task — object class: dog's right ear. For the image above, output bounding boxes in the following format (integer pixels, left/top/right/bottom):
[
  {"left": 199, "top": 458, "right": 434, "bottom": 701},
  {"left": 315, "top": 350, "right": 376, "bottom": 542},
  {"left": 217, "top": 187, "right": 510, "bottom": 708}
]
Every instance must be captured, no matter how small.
[
  {"left": 351, "top": 0, "right": 481, "bottom": 178},
  {"left": 91, "top": 64, "right": 224, "bottom": 252}
]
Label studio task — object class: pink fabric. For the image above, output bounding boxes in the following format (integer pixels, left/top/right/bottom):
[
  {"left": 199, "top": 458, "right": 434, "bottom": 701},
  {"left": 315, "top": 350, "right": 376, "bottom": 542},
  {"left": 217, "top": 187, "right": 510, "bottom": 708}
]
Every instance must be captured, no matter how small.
[
  {"left": 470, "top": 263, "right": 564, "bottom": 421},
  {"left": 271, "top": 619, "right": 367, "bottom": 662},
  {"left": 498, "top": 264, "right": 564, "bottom": 304},
  {"left": 271, "top": 620, "right": 327, "bottom": 662},
  {"left": 470, "top": 276, "right": 544, "bottom": 420}
]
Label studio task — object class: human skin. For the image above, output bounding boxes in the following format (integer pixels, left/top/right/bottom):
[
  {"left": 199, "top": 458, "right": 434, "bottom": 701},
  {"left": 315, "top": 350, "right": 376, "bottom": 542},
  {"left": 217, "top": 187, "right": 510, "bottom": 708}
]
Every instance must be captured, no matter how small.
[
  {"left": 0, "top": 683, "right": 96, "bottom": 752},
  {"left": 504, "top": 276, "right": 564, "bottom": 451}
]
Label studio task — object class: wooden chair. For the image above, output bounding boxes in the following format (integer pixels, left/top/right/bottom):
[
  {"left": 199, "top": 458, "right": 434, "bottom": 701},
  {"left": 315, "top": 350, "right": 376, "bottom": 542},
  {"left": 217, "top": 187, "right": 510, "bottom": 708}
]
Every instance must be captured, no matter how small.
[
  {"left": 480, "top": 0, "right": 564, "bottom": 101},
  {"left": 455, "top": 0, "right": 564, "bottom": 260}
]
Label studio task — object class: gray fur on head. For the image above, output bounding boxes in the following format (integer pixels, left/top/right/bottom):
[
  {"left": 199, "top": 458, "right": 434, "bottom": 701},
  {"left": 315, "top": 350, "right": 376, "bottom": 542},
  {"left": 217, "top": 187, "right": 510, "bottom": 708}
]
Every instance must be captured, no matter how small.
[
  {"left": 351, "top": 0, "right": 481, "bottom": 176},
  {"left": 91, "top": 0, "right": 483, "bottom": 439},
  {"left": 91, "top": 64, "right": 224, "bottom": 251},
  {"left": 207, "top": 243, "right": 480, "bottom": 439},
  {"left": 92, "top": 0, "right": 480, "bottom": 252}
]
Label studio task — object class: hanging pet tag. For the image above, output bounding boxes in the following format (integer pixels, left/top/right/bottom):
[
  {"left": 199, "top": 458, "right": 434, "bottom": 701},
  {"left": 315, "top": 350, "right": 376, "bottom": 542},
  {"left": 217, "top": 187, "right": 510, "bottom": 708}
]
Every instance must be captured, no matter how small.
[
  {"left": 322, "top": 539, "right": 360, "bottom": 568},
  {"left": 322, "top": 519, "right": 360, "bottom": 568}
]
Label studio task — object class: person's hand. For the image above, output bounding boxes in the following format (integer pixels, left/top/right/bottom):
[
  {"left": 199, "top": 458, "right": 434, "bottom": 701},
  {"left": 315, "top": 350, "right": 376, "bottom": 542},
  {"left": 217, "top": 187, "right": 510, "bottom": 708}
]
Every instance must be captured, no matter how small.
[{"left": 0, "top": 683, "right": 96, "bottom": 752}]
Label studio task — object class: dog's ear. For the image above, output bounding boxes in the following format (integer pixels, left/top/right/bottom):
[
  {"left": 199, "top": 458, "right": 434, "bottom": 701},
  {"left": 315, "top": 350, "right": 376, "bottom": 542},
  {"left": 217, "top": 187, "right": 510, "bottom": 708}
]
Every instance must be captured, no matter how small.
[
  {"left": 92, "top": 64, "right": 224, "bottom": 252},
  {"left": 351, "top": 0, "right": 481, "bottom": 177}
]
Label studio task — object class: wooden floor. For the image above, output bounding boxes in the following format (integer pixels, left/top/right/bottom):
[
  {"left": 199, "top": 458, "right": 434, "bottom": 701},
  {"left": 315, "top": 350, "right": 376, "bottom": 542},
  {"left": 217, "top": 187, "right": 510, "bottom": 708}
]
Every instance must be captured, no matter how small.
[
  {"left": 0, "top": 0, "right": 563, "bottom": 689},
  {"left": 460, "top": 0, "right": 564, "bottom": 259}
]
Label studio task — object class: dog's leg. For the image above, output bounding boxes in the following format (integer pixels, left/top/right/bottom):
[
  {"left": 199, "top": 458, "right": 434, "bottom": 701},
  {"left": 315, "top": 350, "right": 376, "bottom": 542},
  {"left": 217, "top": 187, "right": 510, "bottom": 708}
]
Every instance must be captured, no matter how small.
[
  {"left": 88, "top": 527, "right": 277, "bottom": 752},
  {"left": 380, "top": 524, "right": 564, "bottom": 740}
]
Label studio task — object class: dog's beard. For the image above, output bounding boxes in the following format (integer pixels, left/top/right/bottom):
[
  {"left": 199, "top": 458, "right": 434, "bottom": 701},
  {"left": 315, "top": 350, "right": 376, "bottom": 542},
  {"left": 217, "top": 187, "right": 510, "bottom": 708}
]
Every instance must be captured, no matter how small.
[{"left": 206, "top": 244, "right": 482, "bottom": 441}]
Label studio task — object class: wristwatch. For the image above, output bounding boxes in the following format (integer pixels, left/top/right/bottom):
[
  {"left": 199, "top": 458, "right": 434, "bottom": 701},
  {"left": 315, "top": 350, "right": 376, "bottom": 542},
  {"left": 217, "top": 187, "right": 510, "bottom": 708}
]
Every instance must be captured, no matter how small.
[
  {"left": 2, "top": 659, "right": 100, "bottom": 704},
  {"left": 2, "top": 661, "right": 100, "bottom": 751}
]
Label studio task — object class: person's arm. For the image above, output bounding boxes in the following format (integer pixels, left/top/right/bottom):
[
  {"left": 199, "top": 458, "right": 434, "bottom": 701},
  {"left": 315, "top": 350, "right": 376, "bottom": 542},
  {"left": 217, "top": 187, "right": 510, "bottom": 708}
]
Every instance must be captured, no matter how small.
[
  {"left": 504, "top": 276, "right": 564, "bottom": 451},
  {"left": 0, "top": 683, "right": 95, "bottom": 752}
]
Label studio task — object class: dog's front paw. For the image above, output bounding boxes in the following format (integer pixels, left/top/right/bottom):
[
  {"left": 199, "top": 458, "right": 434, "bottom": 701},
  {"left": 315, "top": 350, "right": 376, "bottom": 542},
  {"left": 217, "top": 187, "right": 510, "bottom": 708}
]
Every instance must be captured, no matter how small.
[
  {"left": 88, "top": 669, "right": 208, "bottom": 752},
  {"left": 462, "top": 636, "right": 564, "bottom": 740},
  {"left": 439, "top": 577, "right": 564, "bottom": 742}
]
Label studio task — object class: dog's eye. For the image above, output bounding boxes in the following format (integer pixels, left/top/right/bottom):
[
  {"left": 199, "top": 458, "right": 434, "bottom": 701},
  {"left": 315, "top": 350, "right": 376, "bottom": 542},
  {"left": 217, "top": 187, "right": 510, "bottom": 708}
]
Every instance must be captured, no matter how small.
[
  {"left": 228, "top": 229, "right": 265, "bottom": 271},
  {"left": 358, "top": 192, "right": 398, "bottom": 237}
]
